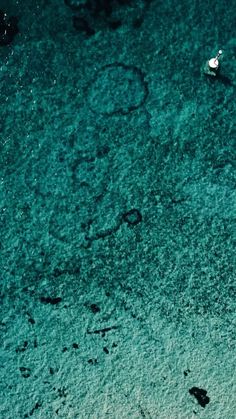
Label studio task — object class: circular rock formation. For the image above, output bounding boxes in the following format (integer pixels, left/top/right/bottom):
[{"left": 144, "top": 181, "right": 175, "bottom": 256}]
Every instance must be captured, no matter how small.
[
  {"left": 123, "top": 208, "right": 142, "bottom": 225},
  {"left": 88, "top": 63, "right": 148, "bottom": 115}
]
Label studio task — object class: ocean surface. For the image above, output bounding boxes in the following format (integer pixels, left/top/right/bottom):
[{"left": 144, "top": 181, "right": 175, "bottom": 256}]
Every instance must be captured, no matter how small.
[{"left": 0, "top": 0, "right": 235, "bottom": 418}]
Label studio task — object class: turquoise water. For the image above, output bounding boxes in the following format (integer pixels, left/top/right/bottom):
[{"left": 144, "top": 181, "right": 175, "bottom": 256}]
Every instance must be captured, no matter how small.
[{"left": 0, "top": 0, "right": 235, "bottom": 418}]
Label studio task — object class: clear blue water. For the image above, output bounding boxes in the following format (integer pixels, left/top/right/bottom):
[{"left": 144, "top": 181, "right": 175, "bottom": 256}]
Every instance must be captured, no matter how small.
[{"left": 0, "top": 0, "right": 235, "bottom": 417}]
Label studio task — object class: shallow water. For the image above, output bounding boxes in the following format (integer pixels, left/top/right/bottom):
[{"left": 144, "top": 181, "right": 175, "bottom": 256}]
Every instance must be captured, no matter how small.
[{"left": 0, "top": 0, "right": 235, "bottom": 418}]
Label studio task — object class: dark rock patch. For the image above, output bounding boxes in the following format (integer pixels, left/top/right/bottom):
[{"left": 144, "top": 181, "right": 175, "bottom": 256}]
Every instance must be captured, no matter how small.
[{"left": 189, "top": 387, "right": 210, "bottom": 408}]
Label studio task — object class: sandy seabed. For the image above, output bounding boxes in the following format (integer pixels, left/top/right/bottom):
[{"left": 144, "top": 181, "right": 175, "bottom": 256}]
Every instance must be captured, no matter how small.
[{"left": 0, "top": 0, "right": 235, "bottom": 417}]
